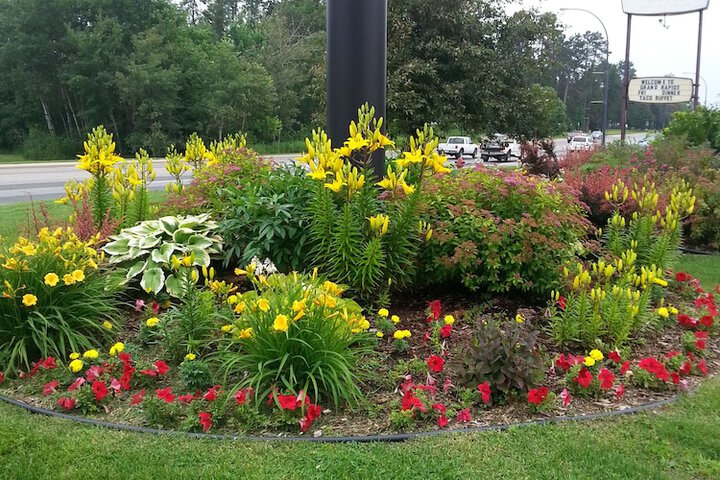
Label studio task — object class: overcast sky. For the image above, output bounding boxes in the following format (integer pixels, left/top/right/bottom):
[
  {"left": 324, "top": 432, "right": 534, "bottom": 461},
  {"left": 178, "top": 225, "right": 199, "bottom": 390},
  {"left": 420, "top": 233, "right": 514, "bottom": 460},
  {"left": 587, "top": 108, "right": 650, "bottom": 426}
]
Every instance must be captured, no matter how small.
[{"left": 512, "top": 0, "right": 718, "bottom": 106}]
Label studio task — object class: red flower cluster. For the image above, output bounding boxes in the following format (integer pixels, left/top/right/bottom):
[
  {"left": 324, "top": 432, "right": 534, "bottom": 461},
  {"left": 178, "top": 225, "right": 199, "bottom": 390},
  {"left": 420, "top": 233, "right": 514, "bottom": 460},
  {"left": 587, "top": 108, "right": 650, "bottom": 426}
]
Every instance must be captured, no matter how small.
[
  {"left": 156, "top": 387, "right": 176, "bottom": 403},
  {"left": 574, "top": 368, "right": 593, "bottom": 388},
  {"left": 638, "top": 357, "right": 670, "bottom": 382},
  {"left": 426, "top": 355, "right": 445, "bottom": 373},
  {"left": 598, "top": 368, "right": 615, "bottom": 390},
  {"left": 25, "top": 356, "right": 58, "bottom": 378},
  {"left": 198, "top": 412, "right": 213, "bottom": 432},
  {"left": 92, "top": 380, "right": 109, "bottom": 401},
  {"left": 139, "top": 360, "right": 170, "bottom": 377},
  {"left": 477, "top": 382, "right": 491, "bottom": 404},
  {"left": 118, "top": 352, "right": 135, "bottom": 391},
  {"left": 427, "top": 300, "right": 442, "bottom": 322},
  {"left": 300, "top": 404, "right": 322, "bottom": 432},
  {"left": 695, "top": 331, "right": 708, "bottom": 351},
  {"left": 203, "top": 385, "right": 222, "bottom": 402},
  {"left": 607, "top": 351, "right": 622, "bottom": 363},
  {"left": 234, "top": 387, "right": 254, "bottom": 406},
  {"left": 439, "top": 324, "right": 453, "bottom": 338},
  {"left": 527, "top": 387, "right": 549, "bottom": 405},
  {"left": 131, "top": 389, "right": 146, "bottom": 405},
  {"left": 401, "top": 390, "right": 427, "bottom": 413},
  {"left": 58, "top": 396, "right": 76, "bottom": 411},
  {"left": 556, "top": 354, "right": 584, "bottom": 372},
  {"left": 456, "top": 408, "right": 471, "bottom": 423}
]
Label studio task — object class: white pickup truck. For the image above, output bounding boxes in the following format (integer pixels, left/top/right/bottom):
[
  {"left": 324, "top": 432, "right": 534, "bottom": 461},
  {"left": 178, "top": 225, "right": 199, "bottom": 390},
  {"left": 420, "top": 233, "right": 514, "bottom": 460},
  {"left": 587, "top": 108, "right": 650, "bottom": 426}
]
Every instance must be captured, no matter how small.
[{"left": 437, "top": 136, "right": 479, "bottom": 159}]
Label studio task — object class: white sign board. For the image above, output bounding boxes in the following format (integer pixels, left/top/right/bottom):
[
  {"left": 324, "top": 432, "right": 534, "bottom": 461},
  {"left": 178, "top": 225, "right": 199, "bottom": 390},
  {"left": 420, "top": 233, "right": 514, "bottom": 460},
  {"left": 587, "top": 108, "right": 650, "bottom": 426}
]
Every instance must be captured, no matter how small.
[
  {"left": 622, "top": 0, "right": 709, "bottom": 15},
  {"left": 628, "top": 77, "right": 693, "bottom": 104}
]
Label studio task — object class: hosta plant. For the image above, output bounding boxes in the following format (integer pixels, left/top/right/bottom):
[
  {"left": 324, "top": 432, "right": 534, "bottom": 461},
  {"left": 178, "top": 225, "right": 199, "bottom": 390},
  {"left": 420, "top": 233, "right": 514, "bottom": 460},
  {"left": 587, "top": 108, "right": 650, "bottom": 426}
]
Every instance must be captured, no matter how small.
[
  {"left": 103, "top": 214, "right": 223, "bottom": 297},
  {"left": 215, "top": 265, "right": 372, "bottom": 407}
]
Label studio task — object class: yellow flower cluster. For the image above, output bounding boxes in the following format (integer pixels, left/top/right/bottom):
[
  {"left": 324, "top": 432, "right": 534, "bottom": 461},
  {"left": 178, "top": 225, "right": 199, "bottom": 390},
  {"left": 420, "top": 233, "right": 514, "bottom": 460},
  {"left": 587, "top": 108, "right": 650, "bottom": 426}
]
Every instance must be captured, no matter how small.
[
  {"left": 185, "top": 132, "right": 217, "bottom": 169},
  {"left": 76, "top": 126, "right": 123, "bottom": 177},
  {"left": 1, "top": 227, "right": 99, "bottom": 304}
]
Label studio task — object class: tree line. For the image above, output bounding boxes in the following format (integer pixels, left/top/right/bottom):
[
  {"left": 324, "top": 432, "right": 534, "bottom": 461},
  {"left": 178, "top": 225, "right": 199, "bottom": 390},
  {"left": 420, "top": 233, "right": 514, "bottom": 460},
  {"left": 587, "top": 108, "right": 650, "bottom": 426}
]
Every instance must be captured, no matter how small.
[{"left": 0, "top": 0, "right": 682, "bottom": 158}]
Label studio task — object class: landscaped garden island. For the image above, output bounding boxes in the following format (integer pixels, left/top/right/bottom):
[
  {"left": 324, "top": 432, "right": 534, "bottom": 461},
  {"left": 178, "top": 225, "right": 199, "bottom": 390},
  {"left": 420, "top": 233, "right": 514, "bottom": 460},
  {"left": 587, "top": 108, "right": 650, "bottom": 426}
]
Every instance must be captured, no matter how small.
[{"left": 1, "top": 107, "right": 718, "bottom": 439}]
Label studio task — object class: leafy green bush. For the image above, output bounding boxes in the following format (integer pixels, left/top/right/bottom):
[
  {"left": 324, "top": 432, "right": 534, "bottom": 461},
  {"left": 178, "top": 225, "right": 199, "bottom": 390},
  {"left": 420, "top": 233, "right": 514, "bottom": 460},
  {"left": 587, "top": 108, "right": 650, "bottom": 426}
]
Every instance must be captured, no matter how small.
[
  {"left": 103, "top": 214, "right": 223, "bottom": 298},
  {"left": 22, "top": 128, "right": 79, "bottom": 160},
  {"left": 664, "top": 106, "right": 720, "bottom": 152},
  {"left": 420, "top": 168, "right": 590, "bottom": 295},
  {"left": 215, "top": 269, "right": 372, "bottom": 407},
  {"left": 0, "top": 228, "right": 121, "bottom": 372},
  {"left": 455, "top": 315, "right": 544, "bottom": 396},
  {"left": 219, "top": 165, "right": 313, "bottom": 271}
]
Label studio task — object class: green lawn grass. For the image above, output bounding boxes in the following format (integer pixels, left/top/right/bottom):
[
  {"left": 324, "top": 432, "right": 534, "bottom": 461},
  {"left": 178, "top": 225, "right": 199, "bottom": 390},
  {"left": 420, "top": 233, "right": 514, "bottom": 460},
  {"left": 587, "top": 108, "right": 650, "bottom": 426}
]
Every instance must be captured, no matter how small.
[
  {"left": 0, "top": 153, "right": 73, "bottom": 164},
  {"left": 676, "top": 254, "right": 720, "bottom": 290},
  {"left": 0, "top": 200, "right": 71, "bottom": 242},
  {"left": 0, "top": 378, "right": 718, "bottom": 479}
]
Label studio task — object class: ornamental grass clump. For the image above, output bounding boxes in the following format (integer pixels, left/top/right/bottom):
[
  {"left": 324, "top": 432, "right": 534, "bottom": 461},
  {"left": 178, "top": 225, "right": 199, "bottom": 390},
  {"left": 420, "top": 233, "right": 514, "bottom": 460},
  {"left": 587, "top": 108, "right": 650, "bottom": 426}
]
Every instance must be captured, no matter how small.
[
  {"left": 215, "top": 264, "right": 372, "bottom": 407},
  {"left": 0, "top": 228, "right": 121, "bottom": 373}
]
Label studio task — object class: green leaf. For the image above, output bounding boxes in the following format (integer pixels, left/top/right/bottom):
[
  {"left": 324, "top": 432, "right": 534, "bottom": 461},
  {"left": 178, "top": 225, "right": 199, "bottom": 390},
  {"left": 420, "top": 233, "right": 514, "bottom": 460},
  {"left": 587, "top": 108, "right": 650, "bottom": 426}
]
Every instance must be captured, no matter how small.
[
  {"left": 151, "top": 243, "right": 176, "bottom": 264},
  {"left": 102, "top": 238, "right": 130, "bottom": 256},
  {"left": 140, "top": 268, "right": 165, "bottom": 295},
  {"left": 165, "top": 274, "right": 185, "bottom": 298},
  {"left": 187, "top": 235, "right": 214, "bottom": 250},
  {"left": 125, "top": 259, "right": 147, "bottom": 281},
  {"left": 173, "top": 228, "right": 195, "bottom": 244}
]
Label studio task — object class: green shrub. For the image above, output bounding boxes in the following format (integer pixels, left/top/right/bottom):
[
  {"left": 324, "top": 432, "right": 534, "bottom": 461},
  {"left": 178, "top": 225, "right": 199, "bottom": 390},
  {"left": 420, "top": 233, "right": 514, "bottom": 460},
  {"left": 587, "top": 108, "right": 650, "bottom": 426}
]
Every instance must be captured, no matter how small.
[
  {"left": 219, "top": 165, "right": 313, "bottom": 271},
  {"left": 215, "top": 269, "right": 372, "bottom": 407},
  {"left": 420, "top": 168, "right": 590, "bottom": 295},
  {"left": 0, "top": 228, "right": 121, "bottom": 372},
  {"left": 103, "top": 214, "right": 223, "bottom": 298},
  {"left": 663, "top": 106, "right": 720, "bottom": 152},
  {"left": 22, "top": 128, "right": 79, "bottom": 160},
  {"left": 455, "top": 315, "right": 544, "bottom": 397}
]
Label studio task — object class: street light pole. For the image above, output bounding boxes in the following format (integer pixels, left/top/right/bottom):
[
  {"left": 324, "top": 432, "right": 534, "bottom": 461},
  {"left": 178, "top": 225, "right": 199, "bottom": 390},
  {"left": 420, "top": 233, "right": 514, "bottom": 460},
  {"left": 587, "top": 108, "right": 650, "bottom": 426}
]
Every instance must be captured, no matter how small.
[
  {"left": 683, "top": 71, "right": 708, "bottom": 107},
  {"left": 560, "top": 8, "right": 609, "bottom": 146}
]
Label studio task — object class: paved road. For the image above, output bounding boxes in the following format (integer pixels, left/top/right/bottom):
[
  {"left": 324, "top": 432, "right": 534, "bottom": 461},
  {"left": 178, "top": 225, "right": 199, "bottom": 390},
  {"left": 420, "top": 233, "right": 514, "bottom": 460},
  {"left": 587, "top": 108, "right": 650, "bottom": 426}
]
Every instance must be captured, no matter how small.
[
  {"left": 0, "top": 135, "right": 644, "bottom": 205},
  {"left": 0, "top": 154, "right": 298, "bottom": 204}
]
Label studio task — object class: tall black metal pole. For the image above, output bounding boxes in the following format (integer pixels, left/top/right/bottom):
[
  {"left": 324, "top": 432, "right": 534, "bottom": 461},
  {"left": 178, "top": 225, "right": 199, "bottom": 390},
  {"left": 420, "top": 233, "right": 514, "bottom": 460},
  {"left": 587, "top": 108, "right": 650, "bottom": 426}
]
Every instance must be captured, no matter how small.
[
  {"left": 620, "top": 14, "right": 632, "bottom": 144},
  {"left": 693, "top": 10, "right": 704, "bottom": 111},
  {"left": 326, "top": 0, "right": 387, "bottom": 176}
]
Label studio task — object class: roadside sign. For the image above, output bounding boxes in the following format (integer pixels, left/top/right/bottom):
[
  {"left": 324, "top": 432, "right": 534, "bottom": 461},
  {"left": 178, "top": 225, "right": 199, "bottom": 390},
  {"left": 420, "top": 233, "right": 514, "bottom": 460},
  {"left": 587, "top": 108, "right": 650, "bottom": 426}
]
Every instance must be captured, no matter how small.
[
  {"left": 628, "top": 77, "right": 693, "bottom": 104},
  {"left": 622, "top": 0, "right": 709, "bottom": 15}
]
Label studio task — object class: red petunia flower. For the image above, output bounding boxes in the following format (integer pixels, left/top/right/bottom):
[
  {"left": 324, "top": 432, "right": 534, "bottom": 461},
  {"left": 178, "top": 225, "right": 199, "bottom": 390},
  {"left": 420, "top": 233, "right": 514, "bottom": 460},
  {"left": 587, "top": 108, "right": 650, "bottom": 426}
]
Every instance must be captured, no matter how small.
[
  {"left": 700, "top": 315, "right": 714, "bottom": 328},
  {"left": 679, "top": 360, "right": 693, "bottom": 376},
  {"left": 68, "top": 377, "right": 85, "bottom": 392},
  {"left": 696, "top": 339, "right": 707, "bottom": 350},
  {"left": 437, "top": 415, "right": 449, "bottom": 428},
  {"left": 431, "top": 403, "right": 447, "bottom": 415},
  {"left": 670, "top": 372, "right": 681, "bottom": 384},
  {"left": 477, "top": 382, "right": 491, "bottom": 404},
  {"left": 58, "top": 396, "right": 76, "bottom": 411},
  {"left": 528, "top": 387, "right": 550, "bottom": 405},
  {"left": 558, "top": 296, "right": 567, "bottom": 310},
  {"left": 675, "top": 272, "right": 689, "bottom": 282},
  {"left": 439, "top": 324, "right": 453, "bottom": 338},
  {"left": 198, "top": 412, "right": 213, "bottom": 432},
  {"left": 608, "top": 351, "right": 622, "bottom": 363},
  {"left": 154, "top": 360, "right": 170, "bottom": 375},
  {"left": 277, "top": 394, "right": 299, "bottom": 410},
  {"left": 156, "top": 387, "right": 175, "bottom": 403},
  {"left": 620, "top": 361, "right": 631, "bottom": 375},
  {"left": 456, "top": 408, "right": 471, "bottom": 423},
  {"left": 697, "top": 359, "right": 708, "bottom": 375},
  {"left": 109, "top": 378, "right": 122, "bottom": 394},
  {"left": 559, "top": 388, "right": 571, "bottom": 407},
  {"left": 204, "top": 385, "right": 221, "bottom": 402},
  {"left": 615, "top": 384, "right": 625, "bottom": 400},
  {"left": 574, "top": 368, "right": 594, "bottom": 389},
  {"left": 139, "top": 368, "right": 158, "bottom": 377},
  {"left": 42, "top": 357, "right": 58, "bottom": 370},
  {"left": 417, "top": 383, "right": 437, "bottom": 397},
  {"left": 234, "top": 387, "right": 253, "bottom": 406},
  {"left": 598, "top": 368, "right": 615, "bottom": 390},
  {"left": 427, "top": 300, "right": 442, "bottom": 321},
  {"left": 43, "top": 380, "right": 60, "bottom": 396},
  {"left": 178, "top": 394, "right": 196, "bottom": 404},
  {"left": 85, "top": 365, "right": 103, "bottom": 382},
  {"left": 130, "top": 389, "right": 146, "bottom": 405},
  {"left": 300, "top": 403, "right": 323, "bottom": 432},
  {"left": 426, "top": 355, "right": 445, "bottom": 373},
  {"left": 92, "top": 381, "right": 108, "bottom": 401},
  {"left": 677, "top": 314, "right": 698, "bottom": 328},
  {"left": 638, "top": 358, "right": 670, "bottom": 382},
  {"left": 0, "top": 371, "right": 4, "bottom": 383},
  {"left": 401, "top": 390, "right": 426, "bottom": 413}
]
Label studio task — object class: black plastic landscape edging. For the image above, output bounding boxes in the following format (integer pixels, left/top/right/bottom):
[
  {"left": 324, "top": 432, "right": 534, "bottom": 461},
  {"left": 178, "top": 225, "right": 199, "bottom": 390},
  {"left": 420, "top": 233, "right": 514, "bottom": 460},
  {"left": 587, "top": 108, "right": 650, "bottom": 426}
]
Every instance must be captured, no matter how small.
[{"left": 0, "top": 392, "right": 679, "bottom": 444}]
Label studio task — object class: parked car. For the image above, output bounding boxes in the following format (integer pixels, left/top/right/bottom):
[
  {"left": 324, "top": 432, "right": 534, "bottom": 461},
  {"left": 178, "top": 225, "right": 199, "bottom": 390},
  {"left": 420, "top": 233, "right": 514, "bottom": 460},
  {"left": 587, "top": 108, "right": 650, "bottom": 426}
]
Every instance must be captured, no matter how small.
[
  {"left": 567, "top": 130, "right": 584, "bottom": 143},
  {"left": 568, "top": 136, "right": 595, "bottom": 152},
  {"left": 480, "top": 134, "right": 520, "bottom": 162},
  {"left": 591, "top": 130, "right": 603, "bottom": 142},
  {"left": 437, "top": 136, "right": 479, "bottom": 159}
]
